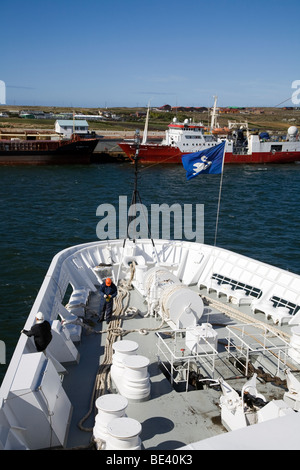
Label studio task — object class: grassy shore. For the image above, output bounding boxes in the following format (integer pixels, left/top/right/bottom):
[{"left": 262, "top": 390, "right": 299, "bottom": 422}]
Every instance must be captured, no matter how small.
[{"left": 0, "top": 105, "right": 299, "bottom": 135}]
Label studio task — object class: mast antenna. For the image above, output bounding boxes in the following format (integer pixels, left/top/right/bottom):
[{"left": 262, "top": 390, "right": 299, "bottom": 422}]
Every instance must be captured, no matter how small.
[
  {"left": 210, "top": 95, "right": 218, "bottom": 131},
  {"left": 126, "top": 129, "right": 155, "bottom": 249}
]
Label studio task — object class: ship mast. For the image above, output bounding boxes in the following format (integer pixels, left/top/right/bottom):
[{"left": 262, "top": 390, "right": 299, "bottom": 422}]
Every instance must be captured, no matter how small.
[
  {"left": 117, "top": 129, "right": 158, "bottom": 283},
  {"left": 127, "top": 129, "right": 156, "bottom": 250},
  {"left": 142, "top": 103, "right": 150, "bottom": 145},
  {"left": 130, "top": 130, "right": 140, "bottom": 216},
  {"left": 127, "top": 130, "right": 144, "bottom": 242},
  {"left": 210, "top": 95, "right": 218, "bottom": 131}
]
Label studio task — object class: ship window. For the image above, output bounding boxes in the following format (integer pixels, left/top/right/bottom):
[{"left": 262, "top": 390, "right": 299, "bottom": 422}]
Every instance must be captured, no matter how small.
[
  {"left": 271, "top": 145, "right": 282, "bottom": 152},
  {"left": 62, "top": 283, "right": 73, "bottom": 306},
  {"left": 270, "top": 296, "right": 300, "bottom": 316},
  {"left": 211, "top": 273, "right": 262, "bottom": 299}
]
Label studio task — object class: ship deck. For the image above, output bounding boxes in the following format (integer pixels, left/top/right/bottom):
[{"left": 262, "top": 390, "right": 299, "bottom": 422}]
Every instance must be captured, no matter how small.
[{"left": 62, "top": 283, "right": 297, "bottom": 451}]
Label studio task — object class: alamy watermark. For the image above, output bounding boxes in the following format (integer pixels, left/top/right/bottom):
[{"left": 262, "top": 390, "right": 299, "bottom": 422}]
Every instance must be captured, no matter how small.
[
  {"left": 96, "top": 196, "right": 204, "bottom": 242},
  {"left": 0, "top": 340, "right": 5, "bottom": 364},
  {"left": 291, "top": 80, "right": 300, "bottom": 105}
]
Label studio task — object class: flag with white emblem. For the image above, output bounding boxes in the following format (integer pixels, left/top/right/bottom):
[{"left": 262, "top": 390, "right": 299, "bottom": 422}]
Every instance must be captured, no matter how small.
[{"left": 181, "top": 141, "right": 225, "bottom": 180}]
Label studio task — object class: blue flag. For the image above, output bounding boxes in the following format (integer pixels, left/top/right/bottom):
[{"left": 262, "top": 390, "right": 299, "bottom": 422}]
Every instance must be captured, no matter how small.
[{"left": 181, "top": 141, "right": 225, "bottom": 180}]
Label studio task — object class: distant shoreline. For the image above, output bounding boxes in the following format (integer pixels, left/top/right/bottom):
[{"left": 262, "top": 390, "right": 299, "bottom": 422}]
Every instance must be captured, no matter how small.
[{"left": 0, "top": 105, "right": 299, "bottom": 134}]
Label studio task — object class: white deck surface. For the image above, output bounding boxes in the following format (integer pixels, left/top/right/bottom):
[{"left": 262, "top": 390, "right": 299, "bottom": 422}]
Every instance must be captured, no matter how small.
[{"left": 62, "top": 285, "right": 297, "bottom": 450}]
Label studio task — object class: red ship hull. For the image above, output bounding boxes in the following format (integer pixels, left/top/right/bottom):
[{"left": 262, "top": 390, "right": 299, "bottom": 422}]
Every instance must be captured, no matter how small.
[
  {"left": 118, "top": 142, "right": 300, "bottom": 165},
  {"left": 224, "top": 151, "right": 300, "bottom": 164}
]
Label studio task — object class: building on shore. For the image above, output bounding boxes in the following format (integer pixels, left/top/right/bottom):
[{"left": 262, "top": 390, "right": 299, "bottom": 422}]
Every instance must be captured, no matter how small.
[{"left": 55, "top": 119, "right": 89, "bottom": 138}]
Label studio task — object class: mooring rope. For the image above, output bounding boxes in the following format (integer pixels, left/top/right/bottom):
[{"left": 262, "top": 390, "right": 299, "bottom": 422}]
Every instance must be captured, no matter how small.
[
  {"left": 77, "top": 266, "right": 134, "bottom": 432},
  {"left": 202, "top": 295, "right": 291, "bottom": 341},
  {"left": 77, "top": 259, "right": 170, "bottom": 435}
]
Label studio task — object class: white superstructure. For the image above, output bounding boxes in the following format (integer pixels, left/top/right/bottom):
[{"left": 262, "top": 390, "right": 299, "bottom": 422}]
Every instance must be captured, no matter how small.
[{"left": 161, "top": 117, "right": 219, "bottom": 152}]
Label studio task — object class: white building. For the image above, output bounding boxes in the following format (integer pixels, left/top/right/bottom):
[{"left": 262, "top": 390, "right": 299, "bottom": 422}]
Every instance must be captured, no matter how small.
[
  {"left": 55, "top": 119, "right": 89, "bottom": 138},
  {"left": 0, "top": 80, "right": 6, "bottom": 105}
]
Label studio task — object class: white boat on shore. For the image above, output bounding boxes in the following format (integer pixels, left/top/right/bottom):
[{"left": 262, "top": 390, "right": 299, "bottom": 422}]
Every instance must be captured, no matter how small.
[{"left": 1, "top": 236, "right": 300, "bottom": 451}]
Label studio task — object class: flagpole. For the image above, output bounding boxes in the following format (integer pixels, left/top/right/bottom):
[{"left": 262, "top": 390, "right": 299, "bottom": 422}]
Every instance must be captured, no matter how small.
[
  {"left": 213, "top": 142, "right": 226, "bottom": 247},
  {"left": 181, "top": 140, "right": 226, "bottom": 326},
  {"left": 205, "top": 142, "right": 226, "bottom": 325}
]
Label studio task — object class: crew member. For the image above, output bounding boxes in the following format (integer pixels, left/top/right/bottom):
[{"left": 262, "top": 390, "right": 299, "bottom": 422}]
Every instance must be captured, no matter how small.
[
  {"left": 22, "top": 312, "right": 52, "bottom": 352},
  {"left": 99, "top": 277, "right": 117, "bottom": 324}
]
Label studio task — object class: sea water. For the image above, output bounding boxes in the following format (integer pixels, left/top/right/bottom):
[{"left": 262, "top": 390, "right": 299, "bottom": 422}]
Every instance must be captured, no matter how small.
[{"left": 1, "top": 162, "right": 300, "bottom": 382}]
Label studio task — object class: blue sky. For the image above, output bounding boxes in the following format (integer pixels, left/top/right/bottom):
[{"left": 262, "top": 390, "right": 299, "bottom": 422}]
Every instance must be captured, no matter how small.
[{"left": 1, "top": 0, "right": 299, "bottom": 108}]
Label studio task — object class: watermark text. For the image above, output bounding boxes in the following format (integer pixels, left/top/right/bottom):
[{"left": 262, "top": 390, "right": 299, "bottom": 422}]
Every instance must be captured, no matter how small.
[
  {"left": 291, "top": 80, "right": 300, "bottom": 105},
  {"left": 0, "top": 340, "right": 6, "bottom": 364},
  {"left": 96, "top": 196, "right": 204, "bottom": 242}
]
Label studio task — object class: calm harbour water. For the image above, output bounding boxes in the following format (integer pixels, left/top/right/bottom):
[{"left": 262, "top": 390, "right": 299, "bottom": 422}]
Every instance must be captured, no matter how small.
[{"left": 1, "top": 161, "right": 300, "bottom": 382}]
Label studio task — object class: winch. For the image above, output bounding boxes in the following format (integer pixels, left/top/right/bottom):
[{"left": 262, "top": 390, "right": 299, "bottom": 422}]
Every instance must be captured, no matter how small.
[{"left": 143, "top": 266, "right": 204, "bottom": 329}]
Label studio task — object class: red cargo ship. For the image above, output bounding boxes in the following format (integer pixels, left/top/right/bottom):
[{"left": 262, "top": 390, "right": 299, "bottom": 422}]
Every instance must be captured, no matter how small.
[{"left": 119, "top": 117, "right": 300, "bottom": 165}]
